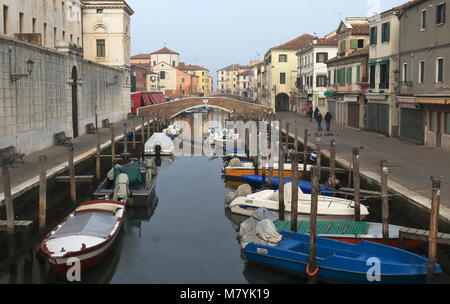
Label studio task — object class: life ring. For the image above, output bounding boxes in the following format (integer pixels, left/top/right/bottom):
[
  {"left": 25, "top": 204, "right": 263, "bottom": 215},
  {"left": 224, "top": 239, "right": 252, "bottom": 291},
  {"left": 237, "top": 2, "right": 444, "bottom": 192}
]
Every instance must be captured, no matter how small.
[{"left": 306, "top": 263, "right": 319, "bottom": 277}]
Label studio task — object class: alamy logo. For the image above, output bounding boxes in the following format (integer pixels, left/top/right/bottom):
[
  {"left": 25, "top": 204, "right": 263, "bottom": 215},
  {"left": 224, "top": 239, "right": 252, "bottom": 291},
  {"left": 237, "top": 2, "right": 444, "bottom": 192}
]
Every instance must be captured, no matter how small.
[
  {"left": 66, "top": 257, "right": 81, "bottom": 282},
  {"left": 366, "top": 257, "right": 381, "bottom": 282}
]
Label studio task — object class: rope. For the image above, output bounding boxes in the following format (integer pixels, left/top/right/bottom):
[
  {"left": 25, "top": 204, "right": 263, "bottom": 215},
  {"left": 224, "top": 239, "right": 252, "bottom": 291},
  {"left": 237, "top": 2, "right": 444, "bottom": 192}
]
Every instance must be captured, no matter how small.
[{"left": 306, "top": 263, "right": 319, "bottom": 277}]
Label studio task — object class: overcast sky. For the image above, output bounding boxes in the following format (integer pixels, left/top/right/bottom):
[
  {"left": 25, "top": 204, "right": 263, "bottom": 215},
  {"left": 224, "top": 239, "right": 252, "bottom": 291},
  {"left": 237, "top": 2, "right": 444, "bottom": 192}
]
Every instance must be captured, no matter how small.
[{"left": 128, "top": 0, "right": 406, "bottom": 82}]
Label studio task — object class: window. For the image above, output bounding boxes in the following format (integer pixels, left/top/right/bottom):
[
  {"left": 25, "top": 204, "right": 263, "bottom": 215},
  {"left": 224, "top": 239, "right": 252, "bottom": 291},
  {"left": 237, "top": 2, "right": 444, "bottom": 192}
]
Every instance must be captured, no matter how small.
[
  {"left": 153, "top": 61, "right": 156, "bottom": 66},
  {"left": 172, "top": 61, "right": 176, "bottom": 67},
  {"left": 358, "top": 39, "right": 364, "bottom": 48},
  {"left": 19, "top": 12, "right": 24, "bottom": 34},
  {"left": 160, "top": 71, "right": 166, "bottom": 79},
  {"left": 369, "top": 65, "right": 376, "bottom": 89},
  {"left": 421, "top": 10, "right": 427, "bottom": 30},
  {"left": 70, "top": 34, "right": 73, "bottom": 43},
  {"left": 337, "top": 68, "right": 346, "bottom": 84},
  {"left": 3, "top": 6, "right": 8, "bottom": 34},
  {"left": 446, "top": 112, "right": 450, "bottom": 134},
  {"left": 53, "top": 27, "right": 57, "bottom": 47},
  {"left": 280, "top": 73, "right": 286, "bottom": 84},
  {"left": 346, "top": 67, "right": 352, "bottom": 84},
  {"left": 316, "top": 53, "right": 328, "bottom": 63},
  {"left": 381, "top": 22, "right": 390, "bottom": 42},
  {"left": 370, "top": 26, "right": 377, "bottom": 45},
  {"left": 316, "top": 75, "right": 327, "bottom": 87},
  {"left": 62, "top": 30, "right": 65, "bottom": 41},
  {"left": 32, "top": 18, "right": 36, "bottom": 33},
  {"left": 356, "top": 65, "right": 361, "bottom": 83},
  {"left": 436, "top": 58, "right": 444, "bottom": 83},
  {"left": 419, "top": 61, "right": 425, "bottom": 84},
  {"left": 279, "top": 54, "right": 288, "bottom": 62},
  {"left": 436, "top": 3, "right": 446, "bottom": 25},
  {"left": 96, "top": 39, "right": 105, "bottom": 57},
  {"left": 430, "top": 111, "right": 438, "bottom": 132},
  {"left": 181, "top": 78, "right": 185, "bottom": 83},
  {"left": 43, "top": 23, "right": 47, "bottom": 45},
  {"left": 340, "top": 40, "right": 346, "bottom": 52},
  {"left": 97, "top": 9, "right": 103, "bottom": 13},
  {"left": 402, "top": 63, "right": 408, "bottom": 82},
  {"left": 379, "top": 62, "right": 389, "bottom": 89}
]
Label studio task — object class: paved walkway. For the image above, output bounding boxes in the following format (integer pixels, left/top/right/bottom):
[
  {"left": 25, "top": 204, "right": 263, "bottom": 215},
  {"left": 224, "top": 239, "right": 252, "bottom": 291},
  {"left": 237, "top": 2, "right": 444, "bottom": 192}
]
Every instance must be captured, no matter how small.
[
  {"left": 0, "top": 117, "right": 148, "bottom": 206},
  {"left": 277, "top": 112, "right": 450, "bottom": 224}
]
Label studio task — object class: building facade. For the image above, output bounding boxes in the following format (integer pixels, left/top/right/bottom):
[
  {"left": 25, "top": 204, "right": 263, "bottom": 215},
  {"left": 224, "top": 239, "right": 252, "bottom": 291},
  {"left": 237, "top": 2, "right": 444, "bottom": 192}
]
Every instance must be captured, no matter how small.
[
  {"left": 325, "top": 18, "right": 369, "bottom": 129},
  {"left": 296, "top": 35, "right": 338, "bottom": 116},
  {"left": 262, "top": 34, "right": 314, "bottom": 112},
  {"left": 397, "top": 0, "right": 450, "bottom": 150},
  {"left": 366, "top": 8, "right": 401, "bottom": 137}
]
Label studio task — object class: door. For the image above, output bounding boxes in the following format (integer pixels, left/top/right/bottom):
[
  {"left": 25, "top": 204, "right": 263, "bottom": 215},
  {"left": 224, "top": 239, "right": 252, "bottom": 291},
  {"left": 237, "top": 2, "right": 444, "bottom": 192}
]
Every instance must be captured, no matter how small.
[
  {"left": 71, "top": 67, "right": 79, "bottom": 138},
  {"left": 347, "top": 103, "right": 360, "bottom": 129},
  {"left": 366, "top": 103, "right": 389, "bottom": 135},
  {"left": 400, "top": 108, "right": 424, "bottom": 144},
  {"left": 327, "top": 101, "right": 336, "bottom": 121}
]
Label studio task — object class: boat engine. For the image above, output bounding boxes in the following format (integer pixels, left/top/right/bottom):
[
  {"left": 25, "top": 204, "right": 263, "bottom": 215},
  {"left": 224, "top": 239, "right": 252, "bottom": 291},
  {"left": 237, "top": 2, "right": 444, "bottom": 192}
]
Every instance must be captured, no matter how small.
[{"left": 113, "top": 173, "right": 130, "bottom": 202}]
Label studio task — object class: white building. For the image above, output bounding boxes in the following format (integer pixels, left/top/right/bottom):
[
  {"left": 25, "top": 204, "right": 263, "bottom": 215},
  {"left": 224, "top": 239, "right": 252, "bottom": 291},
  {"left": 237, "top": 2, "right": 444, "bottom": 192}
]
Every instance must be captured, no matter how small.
[{"left": 296, "top": 34, "right": 338, "bottom": 115}]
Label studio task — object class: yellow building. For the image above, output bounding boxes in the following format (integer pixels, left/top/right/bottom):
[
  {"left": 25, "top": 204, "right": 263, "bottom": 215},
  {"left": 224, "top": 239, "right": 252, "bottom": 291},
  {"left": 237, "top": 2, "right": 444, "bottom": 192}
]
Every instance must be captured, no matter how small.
[
  {"left": 262, "top": 34, "right": 314, "bottom": 111},
  {"left": 178, "top": 63, "right": 212, "bottom": 96}
]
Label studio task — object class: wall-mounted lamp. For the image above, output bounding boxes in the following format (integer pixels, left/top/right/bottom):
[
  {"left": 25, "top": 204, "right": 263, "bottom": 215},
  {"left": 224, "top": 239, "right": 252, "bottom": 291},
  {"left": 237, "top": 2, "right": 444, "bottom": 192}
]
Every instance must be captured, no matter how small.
[
  {"left": 106, "top": 75, "right": 119, "bottom": 87},
  {"left": 10, "top": 58, "right": 34, "bottom": 82}
]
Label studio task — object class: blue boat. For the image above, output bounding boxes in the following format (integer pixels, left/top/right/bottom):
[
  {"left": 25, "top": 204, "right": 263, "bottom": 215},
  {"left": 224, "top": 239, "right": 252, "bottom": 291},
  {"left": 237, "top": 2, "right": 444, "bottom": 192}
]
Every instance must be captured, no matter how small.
[
  {"left": 242, "top": 232, "right": 443, "bottom": 284},
  {"left": 241, "top": 175, "right": 334, "bottom": 196}
]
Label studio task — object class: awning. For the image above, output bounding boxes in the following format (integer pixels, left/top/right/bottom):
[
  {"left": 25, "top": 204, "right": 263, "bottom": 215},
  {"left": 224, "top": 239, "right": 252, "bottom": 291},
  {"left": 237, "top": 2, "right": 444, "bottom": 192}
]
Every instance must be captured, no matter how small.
[
  {"left": 369, "top": 60, "right": 377, "bottom": 66},
  {"left": 324, "top": 92, "right": 335, "bottom": 97},
  {"left": 143, "top": 94, "right": 153, "bottom": 105},
  {"left": 416, "top": 97, "right": 448, "bottom": 105},
  {"left": 378, "top": 60, "right": 388, "bottom": 65},
  {"left": 396, "top": 96, "right": 416, "bottom": 104}
]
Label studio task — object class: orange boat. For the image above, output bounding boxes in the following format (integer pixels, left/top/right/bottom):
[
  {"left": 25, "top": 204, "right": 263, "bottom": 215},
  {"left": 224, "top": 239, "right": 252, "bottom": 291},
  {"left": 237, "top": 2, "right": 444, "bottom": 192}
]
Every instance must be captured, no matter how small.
[{"left": 223, "top": 163, "right": 311, "bottom": 179}]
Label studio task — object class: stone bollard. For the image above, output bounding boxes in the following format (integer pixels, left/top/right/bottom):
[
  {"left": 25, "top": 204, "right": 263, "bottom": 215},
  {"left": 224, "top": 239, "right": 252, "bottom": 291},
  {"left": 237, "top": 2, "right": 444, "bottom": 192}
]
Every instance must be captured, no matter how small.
[
  {"left": 234, "top": 184, "right": 253, "bottom": 198},
  {"left": 228, "top": 157, "right": 241, "bottom": 168}
]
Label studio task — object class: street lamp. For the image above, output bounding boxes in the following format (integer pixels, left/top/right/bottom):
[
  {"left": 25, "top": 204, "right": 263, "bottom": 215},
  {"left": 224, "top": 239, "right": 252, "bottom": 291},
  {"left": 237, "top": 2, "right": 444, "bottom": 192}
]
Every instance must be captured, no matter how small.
[
  {"left": 106, "top": 75, "right": 119, "bottom": 87},
  {"left": 10, "top": 58, "right": 34, "bottom": 82}
]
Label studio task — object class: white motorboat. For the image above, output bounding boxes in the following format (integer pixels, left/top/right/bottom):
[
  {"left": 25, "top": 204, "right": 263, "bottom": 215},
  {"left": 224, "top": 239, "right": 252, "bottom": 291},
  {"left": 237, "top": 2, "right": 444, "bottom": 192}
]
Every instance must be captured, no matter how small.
[
  {"left": 229, "top": 182, "right": 369, "bottom": 221},
  {"left": 144, "top": 133, "right": 175, "bottom": 156},
  {"left": 207, "top": 127, "right": 239, "bottom": 144},
  {"left": 163, "top": 125, "right": 182, "bottom": 139}
]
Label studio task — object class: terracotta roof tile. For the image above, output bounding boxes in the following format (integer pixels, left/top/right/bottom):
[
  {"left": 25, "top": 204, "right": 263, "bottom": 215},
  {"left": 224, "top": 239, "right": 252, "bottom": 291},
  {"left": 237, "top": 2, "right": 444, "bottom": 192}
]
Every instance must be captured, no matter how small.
[
  {"left": 150, "top": 47, "right": 179, "bottom": 55},
  {"left": 271, "top": 34, "right": 314, "bottom": 50},
  {"left": 178, "top": 63, "right": 209, "bottom": 71}
]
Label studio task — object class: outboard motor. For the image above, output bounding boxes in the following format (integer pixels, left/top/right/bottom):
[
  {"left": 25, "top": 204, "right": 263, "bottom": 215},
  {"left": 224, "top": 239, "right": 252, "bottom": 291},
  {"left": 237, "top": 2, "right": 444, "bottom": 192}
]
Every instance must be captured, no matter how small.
[
  {"left": 113, "top": 173, "right": 130, "bottom": 202},
  {"left": 155, "top": 143, "right": 162, "bottom": 156}
]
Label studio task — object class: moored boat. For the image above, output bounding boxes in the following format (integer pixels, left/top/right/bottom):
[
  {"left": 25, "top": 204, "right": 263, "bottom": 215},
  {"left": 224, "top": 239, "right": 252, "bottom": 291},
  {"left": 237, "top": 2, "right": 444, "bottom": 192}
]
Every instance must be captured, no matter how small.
[
  {"left": 242, "top": 231, "right": 443, "bottom": 284},
  {"left": 144, "top": 133, "right": 175, "bottom": 156},
  {"left": 241, "top": 175, "right": 333, "bottom": 196},
  {"left": 93, "top": 160, "right": 157, "bottom": 207},
  {"left": 229, "top": 182, "right": 369, "bottom": 221},
  {"left": 38, "top": 200, "right": 126, "bottom": 278},
  {"left": 224, "top": 161, "right": 311, "bottom": 179}
]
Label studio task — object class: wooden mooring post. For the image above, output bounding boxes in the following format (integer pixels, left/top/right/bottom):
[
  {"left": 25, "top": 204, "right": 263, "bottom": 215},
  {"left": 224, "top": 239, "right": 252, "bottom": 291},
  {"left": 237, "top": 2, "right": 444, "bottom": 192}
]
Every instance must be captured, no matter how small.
[
  {"left": 330, "top": 140, "right": 336, "bottom": 190},
  {"left": 96, "top": 130, "right": 101, "bottom": 181},
  {"left": 303, "top": 129, "right": 308, "bottom": 172},
  {"left": 278, "top": 124, "right": 285, "bottom": 221},
  {"left": 291, "top": 153, "right": 299, "bottom": 232},
  {"left": 68, "top": 144, "right": 76, "bottom": 203},
  {"left": 261, "top": 156, "right": 267, "bottom": 186},
  {"left": 352, "top": 148, "right": 361, "bottom": 221},
  {"left": 110, "top": 125, "right": 116, "bottom": 164},
  {"left": 1, "top": 162, "right": 14, "bottom": 234},
  {"left": 132, "top": 123, "right": 136, "bottom": 150},
  {"left": 294, "top": 127, "right": 299, "bottom": 153},
  {"left": 380, "top": 160, "right": 389, "bottom": 244},
  {"left": 284, "top": 122, "right": 289, "bottom": 158},
  {"left": 141, "top": 118, "right": 146, "bottom": 144},
  {"left": 307, "top": 166, "right": 320, "bottom": 284},
  {"left": 428, "top": 177, "right": 441, "bottom": 283},
  {"left": 39, "top": 155, "right": 47, "bottom": 230},
  {"left": 123, "top": 123, "right": 128, "bottom": 154}
]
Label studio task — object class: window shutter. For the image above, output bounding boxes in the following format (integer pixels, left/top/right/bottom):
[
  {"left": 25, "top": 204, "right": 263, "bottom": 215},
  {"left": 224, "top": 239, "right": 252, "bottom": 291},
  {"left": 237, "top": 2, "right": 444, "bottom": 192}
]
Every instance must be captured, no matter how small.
[
  {"left": 356, "top": 66, "right": 361, "bottom": 83},
  {"left": 340, "top": 40, "right": 346, "bottom": 52},
  {"left": 350, "top": 39, "right": 358, "bottom": 49},
  {"left": 386, "top": 22, "right": 390, "bottom": 42}
]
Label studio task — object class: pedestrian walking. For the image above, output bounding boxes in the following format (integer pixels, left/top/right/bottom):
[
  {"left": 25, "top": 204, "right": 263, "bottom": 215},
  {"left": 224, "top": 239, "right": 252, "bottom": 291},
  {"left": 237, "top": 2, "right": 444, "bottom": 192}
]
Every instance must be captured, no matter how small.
[
  {"left": 325, "top": 111, "right": 333, "bottom": 132},
  {"left": 308, "top": 107, "right": 314, "bottom": 122},
  {"left": 314, "top": 107, "right": 319, "bottom": 119},
  {"left": 315, "top": 111, "right": 323, "bottom": 131}
]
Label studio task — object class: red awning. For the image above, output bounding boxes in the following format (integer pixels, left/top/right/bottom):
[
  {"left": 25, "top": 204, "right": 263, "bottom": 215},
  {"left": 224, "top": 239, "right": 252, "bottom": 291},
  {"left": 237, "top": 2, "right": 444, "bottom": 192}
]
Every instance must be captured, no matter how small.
[{"left": 143, "top": 93, "right": 153, "bottom": 106}]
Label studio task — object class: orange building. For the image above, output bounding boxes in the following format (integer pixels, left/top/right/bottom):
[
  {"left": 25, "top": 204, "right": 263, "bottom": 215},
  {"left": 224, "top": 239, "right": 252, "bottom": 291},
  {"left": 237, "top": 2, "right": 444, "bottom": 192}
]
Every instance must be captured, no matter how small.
[{"left": 165, "top": 69, "right": 199, "bottom": 98}]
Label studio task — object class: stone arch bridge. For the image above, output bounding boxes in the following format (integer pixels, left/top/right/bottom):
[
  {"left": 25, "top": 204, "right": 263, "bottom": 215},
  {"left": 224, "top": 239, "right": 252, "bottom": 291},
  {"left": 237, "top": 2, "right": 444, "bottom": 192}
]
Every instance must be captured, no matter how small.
[{"left": 137, "top": 96, "right": 273, "bottom": 119}]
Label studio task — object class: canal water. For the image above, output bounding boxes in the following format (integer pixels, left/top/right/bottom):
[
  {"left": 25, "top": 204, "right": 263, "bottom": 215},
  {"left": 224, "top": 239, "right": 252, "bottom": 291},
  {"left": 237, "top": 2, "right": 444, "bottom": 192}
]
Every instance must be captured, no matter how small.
[{"left": 0, "top": 109, "right": 450, "bottom": 284}]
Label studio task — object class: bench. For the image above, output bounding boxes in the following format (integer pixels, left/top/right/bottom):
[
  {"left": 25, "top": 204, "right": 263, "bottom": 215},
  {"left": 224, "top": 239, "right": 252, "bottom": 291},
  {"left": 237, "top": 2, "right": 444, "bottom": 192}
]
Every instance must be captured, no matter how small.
[
  {"left": 0, "top": 146, "right": 25, "bottom": 166},
  {"left": 86, "top": 123, "right": 97, "bottom": 134},
  {"left": 54, "top": 132, "right": 72, "bottom": 146},
  {"left": 102, "top": 119, "right": 112, "bottom": 128}
]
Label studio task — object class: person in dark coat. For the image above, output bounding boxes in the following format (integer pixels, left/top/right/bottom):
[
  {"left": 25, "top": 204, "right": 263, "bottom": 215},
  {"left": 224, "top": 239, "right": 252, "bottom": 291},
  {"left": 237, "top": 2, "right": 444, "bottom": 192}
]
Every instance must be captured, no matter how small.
[
  {"left": 308, "top": 107, "right": 314, "bottom": 122},
  {"left": 315, "top": 111, "right": 323, "bottom": 131},
  {"left": 314, "top": 107, "right": 319, "bottom": 119},
  {"left": 324, "top": 111, "right": 333, "bottom": 131}
]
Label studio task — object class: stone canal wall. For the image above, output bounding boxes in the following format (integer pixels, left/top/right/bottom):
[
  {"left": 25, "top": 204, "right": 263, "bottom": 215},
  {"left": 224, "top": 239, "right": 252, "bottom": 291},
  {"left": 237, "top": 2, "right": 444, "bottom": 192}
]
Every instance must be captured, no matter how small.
[{"left": 0, "top": 35, "right": 131, "bottom": 154}]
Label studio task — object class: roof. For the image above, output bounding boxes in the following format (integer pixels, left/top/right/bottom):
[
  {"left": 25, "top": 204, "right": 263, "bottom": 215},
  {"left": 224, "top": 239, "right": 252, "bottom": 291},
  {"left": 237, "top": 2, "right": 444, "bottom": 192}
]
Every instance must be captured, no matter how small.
[
  {"left": 326, "top": 46, "right": 369, "bottom": 64},
  {"left": 350, "top": 23, "right": 369, "bottom": 35},
  {"left": 297, "top": 35, "right": 339, "bottom": 55},
  {"left": 81, "top": 0, "right": 134, "bottom": 15},
  {"left": 238, "top": 70, "right": 252, "bottom": 77},
  {"left": 393, "top": 0, "right": 424, "bottom": 10},
  {"left": 271, "top": 34, "right": 314, "bottom": 51},
  {"left": 178, "top": 63, "right": 209, "bottom": 71},
  {"left": 131, "top": 53, "right": 151, "bottom": 59},
  {"left": 150, "top": 47, "right": 179, "bottom": 55},
  {"left": 218, "top": 64, "right": 248, "bottom": 71}
]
